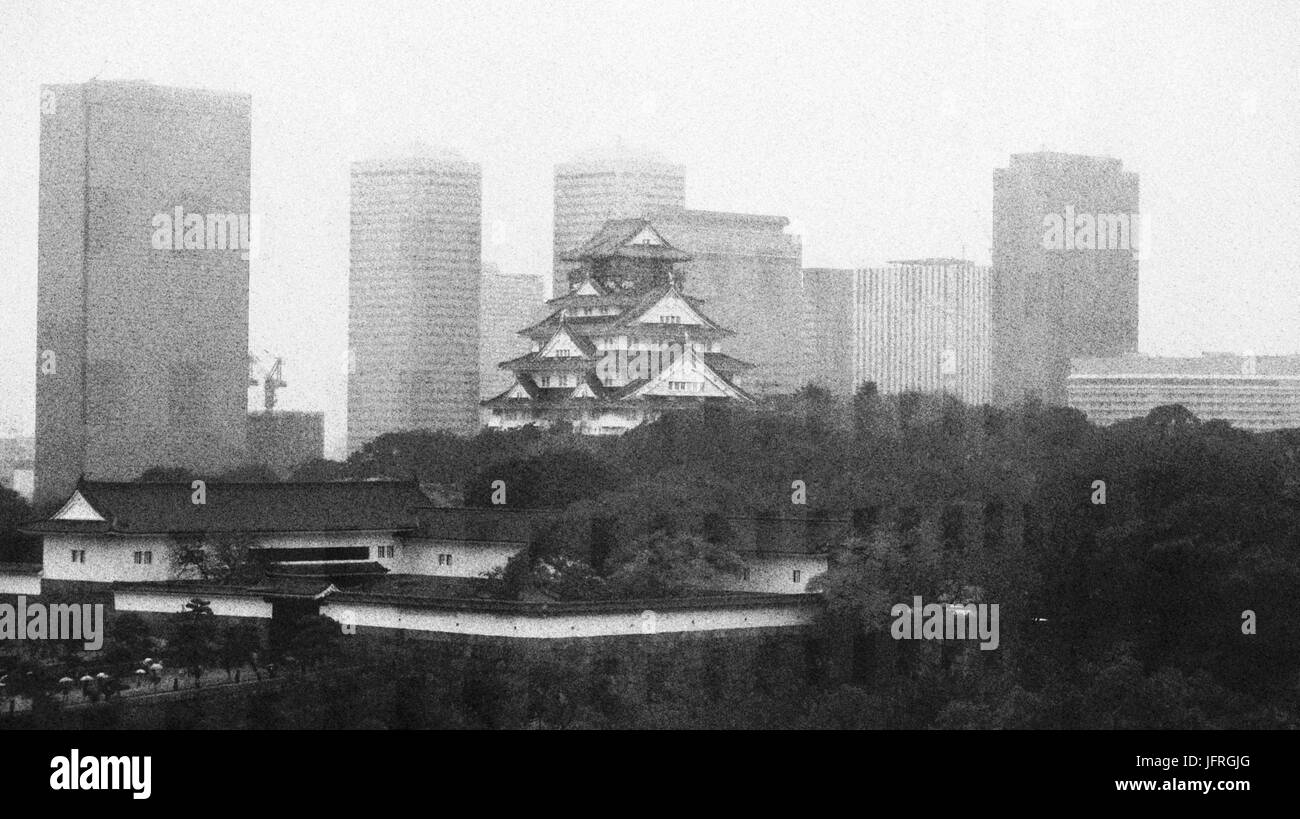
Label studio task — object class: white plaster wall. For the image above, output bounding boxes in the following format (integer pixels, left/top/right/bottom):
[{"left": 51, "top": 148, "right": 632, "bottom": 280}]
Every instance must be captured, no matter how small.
[
  {"left": 42, "top": 534, "right": 173, "bottom": 583},
  {"left": 716, "top": 554, "right": 828, "bottom": 594},
  {"left": 114, "top": 590, "right": 273, "bottom": 619},
  {"left": 321, "top": 599, "right": 816, "bottom": 638},
  {"left": 398, "top": 539, "right": 522, "bottom": 577},
  {"left": 41, "top": 532, "right": 398, "bottom": 583},
  {"left": 0, "top": 573, "right": 41, "bottom": 595}
]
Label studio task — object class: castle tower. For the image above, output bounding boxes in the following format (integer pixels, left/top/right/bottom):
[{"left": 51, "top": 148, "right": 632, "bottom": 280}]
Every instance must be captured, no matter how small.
[{"left": 483, "top": 219, "right": 753, "bottom": 434}]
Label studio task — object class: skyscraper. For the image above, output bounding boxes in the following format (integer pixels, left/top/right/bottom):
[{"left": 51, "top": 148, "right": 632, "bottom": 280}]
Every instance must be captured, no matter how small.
[
  {"left": 347, "top": 153, "right": 481, "bottom": 451},
  {"left": 552, "top": 156, "right": 685, "bottom": 299},
  {"left": 479, "top": 269, "right": 545, "bottom": 400},
  {"left": 991, "top": 152, "right": 1140, "bottom": 406},
  {"left": 851, "top": 260, "right": 992, "bottom": 405},
  {"left": 35, "top": 80, "right": 251, "bottom": 505},
  {"left": 650, "top": 209, "right": 808, "bottom": 396},
  {"left": 802, "top": 268, "right": 856, "bottom": 397}
]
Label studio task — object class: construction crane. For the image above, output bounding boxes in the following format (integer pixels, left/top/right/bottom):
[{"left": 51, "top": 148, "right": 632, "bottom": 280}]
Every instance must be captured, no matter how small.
[
  {"left": 247, "top": 352, "right": 288, "bottom": 411},
  {"left": 263, "top": 357, "right": 287, "bottom": 411}
]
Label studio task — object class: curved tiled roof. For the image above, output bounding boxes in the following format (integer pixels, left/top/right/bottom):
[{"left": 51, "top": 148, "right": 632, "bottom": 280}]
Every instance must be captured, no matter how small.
[
  {"left": 21, "top": 480, "right": 429, "bottom": 536},
  {"left": 558, "top": 218, "right": 692, "bottom": 263}
]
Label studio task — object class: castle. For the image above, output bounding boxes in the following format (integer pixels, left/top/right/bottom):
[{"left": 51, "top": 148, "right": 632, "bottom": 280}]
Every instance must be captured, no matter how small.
[{"left": 483, "top": 219, "right": 754, "bottom": 434}]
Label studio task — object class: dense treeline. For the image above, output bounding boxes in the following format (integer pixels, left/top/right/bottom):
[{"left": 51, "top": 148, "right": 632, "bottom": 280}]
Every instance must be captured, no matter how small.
[
  {"left": 8, "top": 385, "right": 1298, "bottom": 726},
  {"left": 331, "top": 386, "right": 1299, "bottom": 727}
]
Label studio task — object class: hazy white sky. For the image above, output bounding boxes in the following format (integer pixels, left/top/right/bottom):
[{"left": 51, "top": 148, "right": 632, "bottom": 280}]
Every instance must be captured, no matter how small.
[{"left": 1, "top": 0, "right": 1298, "bottom": 455}]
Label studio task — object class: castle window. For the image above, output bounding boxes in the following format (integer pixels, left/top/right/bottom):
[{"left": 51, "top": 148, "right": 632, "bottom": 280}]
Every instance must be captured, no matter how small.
[
  {"left": 71, "top": 549, "right": 86, "bottom": 564},
  {"left": 792, "top": 570, "right": 802, "bottom": 584},
  {"left": 659, "top": 315, "right": 681, "bottom": 324},
  {"left": 438, "top": 553, "right": 453, "bottom": 566}
]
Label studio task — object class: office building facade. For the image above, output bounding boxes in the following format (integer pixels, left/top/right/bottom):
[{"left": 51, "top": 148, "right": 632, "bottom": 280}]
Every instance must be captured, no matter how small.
[
  {"left": 1069, "top": 353, "right": 1300, "bottom": 431},
  {"left": 991, "top": 151, "right": 1140, "bottom": 407},
  {"left": 651, "top": 209, "right": 807, "bottom": 397},
  {"left": 35, "top": 80, "right": 251, "bottom": 505},
  {"left": 850, "top": 260, "right": 992, "bottom": 405},
  {"left": 348, "top": 154, "right": 482, "bottom": 451},
  {"left": 480, "top": 271, "right": 545, "bottom": 399},
  {"left": 803, "top": 268, "right": 856, "bottom": 397}
]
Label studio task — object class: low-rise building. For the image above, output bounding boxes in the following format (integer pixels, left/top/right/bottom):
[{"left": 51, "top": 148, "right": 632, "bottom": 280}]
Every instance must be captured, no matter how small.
[
  {"left": 7, "top": 480, "right": 824, "bottom": 639},
  {"left": 1068, "top": 353, "right": 1300, "bottom": 431},
  {"left": 715, "top": 515, "right": 848, "bottom": 594}
]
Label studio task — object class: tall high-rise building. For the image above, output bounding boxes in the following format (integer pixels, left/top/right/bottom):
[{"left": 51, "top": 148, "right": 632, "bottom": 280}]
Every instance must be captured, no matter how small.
[
  {"left": 35, "top": 80, "right": 251, "bottom": 505},
  {"left": 850, "top": 260, "right": 992, "bottom": 405},
  {"left": 347, "top": 153, "right": 482, "bottom": 451},
  {"left": 650, "top": 210, "right": 807, "bottom": 396},
  {"left": 802, "top": 268, "right": 856, "bottom": 397},
  {"left": 480, "top": 270, "right": 545, "bottom": 399},
  {"left": 991, "top": 151, "right": 1140, "bottom": 407},
  {"left": 552, "top": 156, "right": 685, "bottom": 299}
]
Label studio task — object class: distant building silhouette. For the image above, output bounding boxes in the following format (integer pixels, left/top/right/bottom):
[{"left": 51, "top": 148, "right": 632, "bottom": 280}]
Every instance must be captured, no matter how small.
[
  {"left": 35, "top": 80, "right": 251, "bottom": 504},
  {"left": 348, "top": 154, "right": 482, "bottom": 451},
  {"left": 650, "top": 209, "right": 808, "bottom": 397},
  {"left": 480, "top": 271, "right": 545, "bottom": 399},
  {"left": 991, "top": 152, "right": 1140, "bottom": 406},
  {"left": 804, "top": 261, "right": 992, "bottom": 404},
  {"left": 1069, "top": 353, "right": 1300, "bottom": 431},
  {"left": 246, "top": 410, "right": 325, "bottom": 477},
  {"left": 855, "top": 260, "right": 992, "bottom": 405},
  {"left": 803, "top": 268, "right": 856, "bottom": 396}
]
